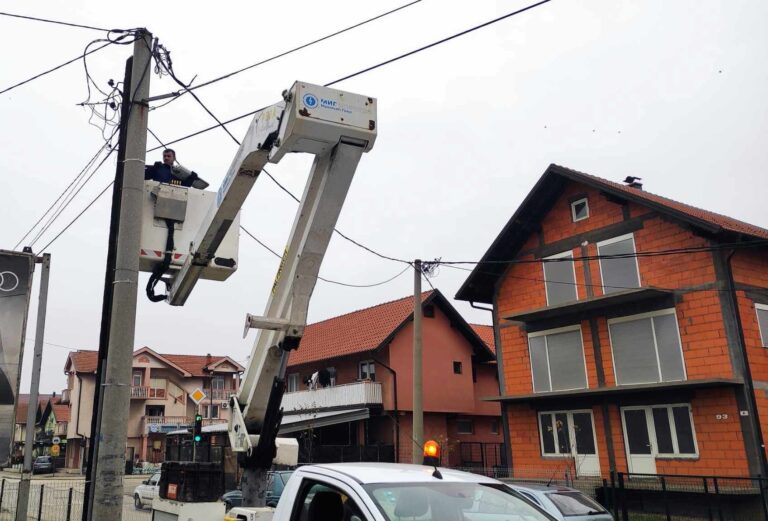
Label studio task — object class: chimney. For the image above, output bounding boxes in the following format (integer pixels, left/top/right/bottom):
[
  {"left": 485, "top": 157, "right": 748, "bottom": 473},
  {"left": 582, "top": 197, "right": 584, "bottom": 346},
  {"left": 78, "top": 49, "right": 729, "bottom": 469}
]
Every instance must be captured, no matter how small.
[{"left": 623, "top": 176, "right": 643, "bottom": 190}]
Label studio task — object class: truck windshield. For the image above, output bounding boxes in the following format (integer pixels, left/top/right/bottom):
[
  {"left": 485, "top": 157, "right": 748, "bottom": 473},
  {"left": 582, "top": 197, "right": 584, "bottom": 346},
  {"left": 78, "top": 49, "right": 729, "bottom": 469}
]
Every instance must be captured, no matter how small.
[{"left": 363, "top": 482, "right": 552, "bottom": 521}]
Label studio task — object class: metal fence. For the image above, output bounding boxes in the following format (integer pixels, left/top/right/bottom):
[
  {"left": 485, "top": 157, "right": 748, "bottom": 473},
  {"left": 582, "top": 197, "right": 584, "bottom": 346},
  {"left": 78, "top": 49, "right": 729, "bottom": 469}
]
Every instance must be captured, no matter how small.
[
  {"left": 0, "top": 478, "right": 150, "bottom": 521},
  {"left": 603, "top": 472, "right": 768, "bottom": 521},
  {"left": 489, "top": 468, "right": 768, "bottom": 521}
]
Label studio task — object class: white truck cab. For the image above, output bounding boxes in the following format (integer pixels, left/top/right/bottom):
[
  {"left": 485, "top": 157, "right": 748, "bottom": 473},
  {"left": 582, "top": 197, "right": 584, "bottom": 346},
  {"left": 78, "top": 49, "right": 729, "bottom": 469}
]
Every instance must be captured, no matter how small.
[{"left": 226, "top": 462, "right": 555, "bottom": 521}]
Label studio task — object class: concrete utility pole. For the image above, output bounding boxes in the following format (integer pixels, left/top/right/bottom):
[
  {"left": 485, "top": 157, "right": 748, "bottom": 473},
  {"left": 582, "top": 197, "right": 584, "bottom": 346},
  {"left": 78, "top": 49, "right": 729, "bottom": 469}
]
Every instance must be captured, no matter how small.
[
  {"left": 412, "top": 259, "right": 423, "bottom": 463},
  {"left": 88, "top": 30, "right": 152, "bottom": 521},
  {"left": 15, "top": 254, "right": 50, "bottom": 521}
]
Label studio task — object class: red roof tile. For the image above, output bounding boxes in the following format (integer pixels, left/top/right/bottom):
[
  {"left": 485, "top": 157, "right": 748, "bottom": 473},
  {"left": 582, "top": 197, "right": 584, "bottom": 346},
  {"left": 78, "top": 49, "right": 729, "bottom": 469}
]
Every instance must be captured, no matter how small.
[
  {"left": 288, "top": 291, "right": 434, "bottom": 367},
  {"left": 470, "top": 324, "right": 495, "bottom": 354},
  {"left": 52, "top": 403, "right": 70, "bottom": 423},
  {"left": 15, "top": 393, "right": 54, "bottom": 423},
  {"left": 66, "top": 349, "right": 243, "bottom": 376},
  {"left": 557, "top": 165, "right": 768, "bottom": 239}
]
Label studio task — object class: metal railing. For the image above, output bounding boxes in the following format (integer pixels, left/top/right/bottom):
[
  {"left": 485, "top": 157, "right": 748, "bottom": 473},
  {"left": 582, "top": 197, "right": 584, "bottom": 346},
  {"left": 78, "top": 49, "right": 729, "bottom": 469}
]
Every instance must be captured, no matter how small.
[
  {"left": 282, "top": 381, "right": 382, "bottom": 413},
  {"left": 209, "top": 389, "right": 237, "bottom": 401},
  {"left": 130, "top": 386, "right": 166, "bottom": 399}
]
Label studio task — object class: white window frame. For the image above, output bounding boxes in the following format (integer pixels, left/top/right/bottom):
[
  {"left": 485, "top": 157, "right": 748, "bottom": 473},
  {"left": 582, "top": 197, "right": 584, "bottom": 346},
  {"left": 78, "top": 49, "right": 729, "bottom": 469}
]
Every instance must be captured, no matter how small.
[
  {"left": 620, "top": 404, "right": 699, "bottom": 459},
  {"left": 537, "top": 409, "right": 598, "bottom": 458},
  {"left": 542, "top": 250, "right": 579, "bottom": 305},
  {"left": 209, "top": 404, "right": 220, "bottom": 419},
  {"left": 528, "top": 325, "right": 589, "bottom": 393},
  {"left": 358, "top": 360, "right": 375, "bottom": 381},
  {"left": 596, "top": 233, "right": 641, "bottom": 293},
  {"left": 287, "top": 373, "right": 300, "bottom": 393},
  {"left": 571, "top": 198, "right": 589, "bottom": 222},
  {"left": 756, "top": 303, "right": 768, "bottom": 348},
  {"left": 607, "top": 308, "right": 687, "bottom": 385},
  {"left": 132, "top": 371, "right": 143, "bottom": 387},
  {"left": 211, "top": 376, "right": 225, "bottom": 390}
]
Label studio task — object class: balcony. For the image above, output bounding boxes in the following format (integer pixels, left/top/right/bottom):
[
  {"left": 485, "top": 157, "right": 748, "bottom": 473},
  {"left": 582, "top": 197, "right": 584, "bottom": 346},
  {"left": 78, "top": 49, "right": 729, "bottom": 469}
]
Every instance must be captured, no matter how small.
[
  {"left": 131, "top": 386, "right": 167, "bottom": 399},
  {"left": 143, "top": 415, "right": 190, "bottom": 434},
  {"left": 210, "top": 389, "right": 237, "bottom": 402},
  {"left": 281, "top": 381, "right": 382, "bottom": 414}
]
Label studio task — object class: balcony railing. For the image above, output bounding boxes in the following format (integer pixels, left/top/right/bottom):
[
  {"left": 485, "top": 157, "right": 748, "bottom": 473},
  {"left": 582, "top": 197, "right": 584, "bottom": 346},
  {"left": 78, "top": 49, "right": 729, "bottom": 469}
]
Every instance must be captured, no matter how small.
[
  {"left": 281, "top": 381, "right": 382, "bottom": 413},
  {"left": 210, "top": 389, "right": 237, "bottom": 401},
  {"left": 131, "top": 386, "right": 166, "bottom": 399}
]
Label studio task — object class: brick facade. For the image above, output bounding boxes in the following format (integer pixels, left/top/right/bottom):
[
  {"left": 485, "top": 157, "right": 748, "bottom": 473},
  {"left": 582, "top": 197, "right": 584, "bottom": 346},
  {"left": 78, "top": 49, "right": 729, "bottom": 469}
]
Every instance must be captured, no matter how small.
[{"left": 459, "top": 165, "right": 768, "bottom": 479}]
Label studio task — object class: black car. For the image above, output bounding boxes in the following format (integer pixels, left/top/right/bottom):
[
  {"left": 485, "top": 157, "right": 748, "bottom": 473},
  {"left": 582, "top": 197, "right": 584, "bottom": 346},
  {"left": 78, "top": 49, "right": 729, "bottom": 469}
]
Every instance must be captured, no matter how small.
[
  {"left": 221, "top": 471, "right": 293, "bottom": 510},
  {"left": 32, "top": 456, "right": 55, "bottom": 475}
]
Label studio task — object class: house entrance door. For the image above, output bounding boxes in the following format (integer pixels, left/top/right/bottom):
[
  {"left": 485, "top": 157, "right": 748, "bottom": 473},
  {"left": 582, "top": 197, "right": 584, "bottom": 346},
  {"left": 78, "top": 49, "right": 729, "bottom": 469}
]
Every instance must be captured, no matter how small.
[{"left": 621, "top": 407, "right": 657, "bottom": 474}]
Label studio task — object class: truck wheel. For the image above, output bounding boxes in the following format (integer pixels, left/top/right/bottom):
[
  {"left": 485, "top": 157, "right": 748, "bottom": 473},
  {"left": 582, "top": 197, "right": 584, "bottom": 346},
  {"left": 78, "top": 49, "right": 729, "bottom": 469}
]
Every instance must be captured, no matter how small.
[{"left": 134, "top": 495, "right": 142, "bottom": 510}]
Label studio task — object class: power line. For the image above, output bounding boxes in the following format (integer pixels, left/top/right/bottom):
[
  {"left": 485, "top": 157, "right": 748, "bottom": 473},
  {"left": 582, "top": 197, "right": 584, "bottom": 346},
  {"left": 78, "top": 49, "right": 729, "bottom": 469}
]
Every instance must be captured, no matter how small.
[
  {"left": 0, "top": 11, "right": 117, "bottom": 32},
  {"left": 37, "top": 180, "right": 114, "bottom": 253},
  {"left": 148, "top": 0, "right": 422, "bottom": 101},
  {"left": 14, "top": 140, "right": 111, "bottom": 249},
  {"left": 27, "top": 132, "right": 118, "bottom": 249},
  {"left": 325, "top": 0, "right": 552, "bottom": 87},
  {"left": 439, "top": 255, "right": 760, "bottom": 295},
  {"left": 147, "top": 0, "right": 553, "bottom": 152},
  {"left": 438, "top": 239, "right": 768, "bottom": 267},
  {"left": 147, "top": 50, "right": 409, "bottom": 265},
  {"left": 240, "top": 224, "right": 411, "bottom": 288},
  {"left": 0, "top": 41, "right": 113, "bottom": 96}
]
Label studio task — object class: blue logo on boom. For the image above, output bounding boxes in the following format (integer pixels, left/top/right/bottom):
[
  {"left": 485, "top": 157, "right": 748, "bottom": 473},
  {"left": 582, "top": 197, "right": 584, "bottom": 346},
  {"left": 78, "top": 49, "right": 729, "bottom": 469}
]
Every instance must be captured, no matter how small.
[{"left": 303, "top": 93, "right": 318, "bottom": 109}]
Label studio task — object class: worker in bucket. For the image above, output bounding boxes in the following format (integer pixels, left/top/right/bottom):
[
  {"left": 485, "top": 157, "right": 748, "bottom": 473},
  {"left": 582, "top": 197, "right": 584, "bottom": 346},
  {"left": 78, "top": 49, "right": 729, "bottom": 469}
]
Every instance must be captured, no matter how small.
[{"left": 144, "top": 148, "right": 209, "bottom": 189}]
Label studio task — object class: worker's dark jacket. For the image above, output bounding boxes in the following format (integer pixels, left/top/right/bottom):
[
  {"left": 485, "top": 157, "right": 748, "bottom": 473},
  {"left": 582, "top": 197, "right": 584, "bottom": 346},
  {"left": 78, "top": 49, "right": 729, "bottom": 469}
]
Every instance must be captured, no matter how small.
[{"left": 144, "top": 162, "right": 195, "bottom": 187}]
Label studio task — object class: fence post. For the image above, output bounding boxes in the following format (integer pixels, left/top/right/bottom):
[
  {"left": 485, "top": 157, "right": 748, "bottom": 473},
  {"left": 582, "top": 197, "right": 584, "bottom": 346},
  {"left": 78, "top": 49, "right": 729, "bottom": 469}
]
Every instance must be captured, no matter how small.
[
  {"left": 0, "top": 478, "right": 4, "bottom": 510},
  {"left": 661, "top": 476, "right": 671, "bottom": 521},
  {"left": 610, "top": 470, "right": 618, "bottom": 521},
  {"left": 66, "top": 487, "right": 73, "bottom": 521},
  {"left": 758, "top": 475, "right": 768, "bottom": 521},
  {"left": 618, "top": 472, "right": 628, "bottom": 521},
  {"left": 37, "top": 484, "right": 44, "bottom": 521},
  {"left": 703, "top": 477, "right": 713, "bottom": 521},
  {"left": 713, "top": 477, "right": 724, "bottom": 521}
]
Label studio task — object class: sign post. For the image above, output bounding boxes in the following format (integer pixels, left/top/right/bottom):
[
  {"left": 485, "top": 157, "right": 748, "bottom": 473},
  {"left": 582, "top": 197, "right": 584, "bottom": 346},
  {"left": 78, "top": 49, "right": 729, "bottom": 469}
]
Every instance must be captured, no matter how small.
[{"left": 189, "top": 389, "right": 206, "bottom": 463}]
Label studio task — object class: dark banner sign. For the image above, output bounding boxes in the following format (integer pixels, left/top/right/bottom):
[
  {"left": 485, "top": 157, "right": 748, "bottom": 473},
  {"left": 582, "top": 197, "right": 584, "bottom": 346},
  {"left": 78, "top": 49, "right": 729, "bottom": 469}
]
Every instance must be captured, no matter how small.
[{"left": 0, "top": 251, "right": 35, "bottom": 465}]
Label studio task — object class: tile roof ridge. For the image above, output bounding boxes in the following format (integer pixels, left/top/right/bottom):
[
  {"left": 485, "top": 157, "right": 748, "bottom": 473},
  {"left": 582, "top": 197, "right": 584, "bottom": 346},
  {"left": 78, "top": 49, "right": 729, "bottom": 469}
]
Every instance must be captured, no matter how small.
[
  {"left": 553, "top": 164, "right": 768, "bottom": 235},
  {"left": 307, "top": 290, "right": 435, "bottom": 327}
]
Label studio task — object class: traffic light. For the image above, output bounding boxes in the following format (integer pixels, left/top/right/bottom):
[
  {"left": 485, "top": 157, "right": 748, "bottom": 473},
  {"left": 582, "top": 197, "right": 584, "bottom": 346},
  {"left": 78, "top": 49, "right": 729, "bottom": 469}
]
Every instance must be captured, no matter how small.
[{"left": 193, "top": 414, "right": 203, "bottom": 443}]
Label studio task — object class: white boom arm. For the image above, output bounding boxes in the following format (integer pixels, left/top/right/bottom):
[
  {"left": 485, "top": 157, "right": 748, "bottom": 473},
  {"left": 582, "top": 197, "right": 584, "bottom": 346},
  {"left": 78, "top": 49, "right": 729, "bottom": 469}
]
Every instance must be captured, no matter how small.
[{"left": 165, "top": 82, "right": 377, "bottom": 475}]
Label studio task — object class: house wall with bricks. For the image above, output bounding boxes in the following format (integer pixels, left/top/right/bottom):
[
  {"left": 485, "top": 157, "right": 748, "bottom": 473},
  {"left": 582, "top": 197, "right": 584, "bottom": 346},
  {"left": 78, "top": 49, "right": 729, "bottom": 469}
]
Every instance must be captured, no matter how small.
[{"left": 489, "top": 178, "right": 768, "bottom": 478}]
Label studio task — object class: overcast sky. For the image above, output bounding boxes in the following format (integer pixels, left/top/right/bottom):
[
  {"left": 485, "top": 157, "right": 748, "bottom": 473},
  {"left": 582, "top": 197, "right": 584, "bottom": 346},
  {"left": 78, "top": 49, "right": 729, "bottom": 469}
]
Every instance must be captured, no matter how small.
[{"left": 2, "top": 0, "right": 767, "bottom": 394}]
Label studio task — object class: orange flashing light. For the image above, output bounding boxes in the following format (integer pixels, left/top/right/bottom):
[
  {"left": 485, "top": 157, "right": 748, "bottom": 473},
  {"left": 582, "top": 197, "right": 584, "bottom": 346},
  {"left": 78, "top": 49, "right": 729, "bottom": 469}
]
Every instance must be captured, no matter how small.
[{"left": 423, "top": 440, "right": 440, "bottom": 459}]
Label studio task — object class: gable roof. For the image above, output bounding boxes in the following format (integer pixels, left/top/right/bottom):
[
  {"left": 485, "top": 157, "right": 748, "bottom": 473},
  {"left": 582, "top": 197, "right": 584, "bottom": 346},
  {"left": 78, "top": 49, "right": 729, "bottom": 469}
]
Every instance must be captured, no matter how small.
[
  {"left": 15, "top": 393, "right": 54, "bottom": 424},
  {"left": 65, "top": 349, "right": 244, "bottom": 376},
  {"left": 288, "top": 289, "right": 495, "bottom": 367},
  {"left": 457, "top": 164, "right": 768, "bottom": 303}
]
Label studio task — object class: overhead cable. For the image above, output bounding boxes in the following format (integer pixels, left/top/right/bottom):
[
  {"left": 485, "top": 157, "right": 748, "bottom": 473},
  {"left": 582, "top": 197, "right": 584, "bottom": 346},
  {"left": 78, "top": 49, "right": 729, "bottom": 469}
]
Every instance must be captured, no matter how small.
[
  {"left": 147, "top": 0, "right": 553, "bottom": 152},
  {"left": 0, "top": 11, "right": 119, "bottom": 32},
  {"left": 240, "top": 225, "right": 412, "bottom": 288},
  {"left": 1, "top": 41, "right": 112, "bottom": 96},
  {"left": 147, "top": 0, "right": 422, "bottom": 101}
]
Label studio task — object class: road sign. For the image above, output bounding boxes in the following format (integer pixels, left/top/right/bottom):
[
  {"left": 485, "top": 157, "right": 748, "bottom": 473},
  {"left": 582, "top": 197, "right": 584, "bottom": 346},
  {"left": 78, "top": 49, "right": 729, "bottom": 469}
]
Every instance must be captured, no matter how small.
[
  {"left": 51, "top": 444, "right": 60, "bottom": 457},
  {"left": 189, "top": 388, "right": 206, "bottom": 405}
]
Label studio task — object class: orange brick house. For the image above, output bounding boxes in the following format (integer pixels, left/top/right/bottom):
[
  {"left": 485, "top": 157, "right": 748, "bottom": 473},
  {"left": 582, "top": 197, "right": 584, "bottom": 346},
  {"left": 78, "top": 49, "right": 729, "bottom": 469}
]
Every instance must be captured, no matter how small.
[
  {"left": 457, "top": 164, "right": 768, "bottom": 479},
  {"left": 283, "top": 289, "right": 504, "bottom": 469}
]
